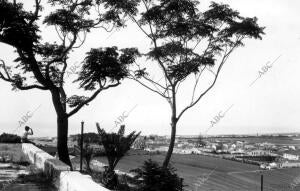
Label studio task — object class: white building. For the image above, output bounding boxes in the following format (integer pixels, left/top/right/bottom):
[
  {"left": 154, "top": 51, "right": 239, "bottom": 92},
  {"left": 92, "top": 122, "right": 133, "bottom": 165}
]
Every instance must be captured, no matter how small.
[
  {"left": 288, "top": 146, "right": 296, "bottom": 150},
  {"left": 247, "top": 149, "right": 271, "bottom": 156},
  {"left": 283, "top": 153, "right": 299, "bottom": 161}
]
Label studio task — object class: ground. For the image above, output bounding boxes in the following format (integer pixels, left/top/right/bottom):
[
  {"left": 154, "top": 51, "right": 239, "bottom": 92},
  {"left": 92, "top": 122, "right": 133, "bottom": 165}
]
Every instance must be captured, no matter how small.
[
  {"left": 0, "top": 144, "right": 26, "bottom": 162},
  {"left": 93, "top": 151, "right": 300, "bottom": 191},
  {"left": 37, "top": 137, "right": 300, "bottom": 190}
]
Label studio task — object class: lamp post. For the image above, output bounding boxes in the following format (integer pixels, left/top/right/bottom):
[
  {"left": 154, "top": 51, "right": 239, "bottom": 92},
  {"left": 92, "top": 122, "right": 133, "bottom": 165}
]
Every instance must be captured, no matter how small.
[{"left": 261, "top": 174, "right": 263, "bottom": 191}]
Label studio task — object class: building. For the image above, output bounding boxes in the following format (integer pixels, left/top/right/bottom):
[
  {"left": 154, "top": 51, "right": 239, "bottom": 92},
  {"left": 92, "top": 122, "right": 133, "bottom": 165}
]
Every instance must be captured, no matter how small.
[
  {"left": 247, "top": 149, "right": 271, "bottom": 156},
  {"left": 288, "top": 146, "right": 296, "bottom": 150},
  {"left": 278, "top": 161, "right": 300, "bottom": 168},
  {"left": 283, "top": 153, "right": 299, "bottom": 161},
  {"left": 244, "top": 144, "right": 255, "bottom": 150},
  {"left": 236, "top": 141, "right": 244, "bottom": 148}
]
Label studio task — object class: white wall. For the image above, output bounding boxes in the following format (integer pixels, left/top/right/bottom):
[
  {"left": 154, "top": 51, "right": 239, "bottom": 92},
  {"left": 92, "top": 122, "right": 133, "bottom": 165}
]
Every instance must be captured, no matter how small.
[{"left": 21, "top": 143, "right": 110, "bottom": 191}]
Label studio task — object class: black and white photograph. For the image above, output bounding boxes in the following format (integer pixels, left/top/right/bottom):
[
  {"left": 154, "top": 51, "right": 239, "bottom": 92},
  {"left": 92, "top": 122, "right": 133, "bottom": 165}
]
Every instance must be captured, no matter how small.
[{"left": 0, "top": 0, "right": 299, "bottom": 190}]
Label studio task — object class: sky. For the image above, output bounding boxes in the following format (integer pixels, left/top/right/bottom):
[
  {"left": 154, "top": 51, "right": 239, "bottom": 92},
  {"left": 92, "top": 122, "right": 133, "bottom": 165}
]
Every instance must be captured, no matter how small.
[{"left": 0, "top": 0, "right": 300, "bottom": 137}]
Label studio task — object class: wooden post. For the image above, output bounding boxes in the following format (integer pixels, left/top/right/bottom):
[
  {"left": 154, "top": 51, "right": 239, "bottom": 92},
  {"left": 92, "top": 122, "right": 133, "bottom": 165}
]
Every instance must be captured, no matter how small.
[
  {"left": 181, "top": 178, "right": 183, "bottom": 191},
  {"left": 80, "top": 121, "right": 84, "bottom": 172},
  {"left": 261, "top": 174, "right": 263, "bottom": 191}
]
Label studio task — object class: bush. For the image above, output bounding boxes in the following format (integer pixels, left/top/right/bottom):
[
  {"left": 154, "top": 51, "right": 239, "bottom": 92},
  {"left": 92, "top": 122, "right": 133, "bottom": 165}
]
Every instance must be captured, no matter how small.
[
  {"left": 74, "top": 139, "right": 94, "bottom": 172},
  {"left": 0, "top": 133, "right": 21, "bottom": 143},
  {"left": 96, "top": 123, "right": 140, "bottom": 189},
  {"left": 91, "top": 170, "right": 131, "bottom": 191},
  {"left": 72, "top": 132, "right": 100, "bottom": 144},
  {"left": 131, "top": 159, "right": 183, "bottom": 191}
]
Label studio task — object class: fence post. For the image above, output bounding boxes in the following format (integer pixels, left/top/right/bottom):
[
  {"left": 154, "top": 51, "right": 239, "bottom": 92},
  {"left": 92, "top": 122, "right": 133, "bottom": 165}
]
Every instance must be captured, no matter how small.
[
  {"left": 261, "top": 174, "right": 263, "bottom": 191},
  {"left": 181, "top": 178, "right": 183, "bottom": 191},
  {"left": 80, "top": 121, "right": 84, "bottom": 172}
]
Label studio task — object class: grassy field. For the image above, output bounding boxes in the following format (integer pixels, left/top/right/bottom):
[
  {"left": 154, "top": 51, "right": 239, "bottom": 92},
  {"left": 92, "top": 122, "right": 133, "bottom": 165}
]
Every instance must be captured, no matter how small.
[
  {"left": 0, "top": 144, "right": 27, "bottom": 162},
  {"left": 95, "top": 152, "right": 300, "bottom": 191}
]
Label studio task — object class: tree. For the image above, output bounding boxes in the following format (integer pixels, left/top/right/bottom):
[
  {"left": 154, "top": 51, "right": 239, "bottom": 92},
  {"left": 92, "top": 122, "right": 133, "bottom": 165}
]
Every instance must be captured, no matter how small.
[
  {"left": 128, "top": 0, "right": 264, "bottom": 167},
  {"left": 0, "top": 0, "right": 140, "bottom": 168},
  {"left": 96, "top": 123, "right": 140, "bottom": 189}
]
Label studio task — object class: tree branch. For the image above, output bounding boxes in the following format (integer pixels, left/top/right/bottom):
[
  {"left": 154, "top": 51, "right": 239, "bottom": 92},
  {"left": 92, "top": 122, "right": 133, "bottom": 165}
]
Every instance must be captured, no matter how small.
[
  {"left": 177, "top": 42, "right": 239, "bottom": 121},
  {"left": 67, "top": 82, "right": 120, "bottom": 117},
  {"left": 131, "top": 0, "right": 173, "bottom": 87},
  {"left": 190, "top": 65, "right": 206, "bottom": 103},
  {"left": 29, "top": 0, "right": 41, "bottom": 26},
  {"left": 0, "top": 59, "right": 48, "bottom": 90},
  {"left": 128, "top": 15, "right": 152, "bottom": 40},
  {"left": 128, "top": 75, "right": 170, "bottom": 99},
  {"left": 46, "top": 34, "right": 77, "bottom": 80},
  {"left": 142, "top": 75, "right": 167, "bottom": 90},
  {"left": 16, "top": 49, "right": 51, "bottom": 88}
]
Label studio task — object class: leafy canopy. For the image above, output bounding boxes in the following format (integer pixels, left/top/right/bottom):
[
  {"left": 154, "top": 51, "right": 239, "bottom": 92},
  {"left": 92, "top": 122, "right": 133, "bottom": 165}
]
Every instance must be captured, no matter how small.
[
  {"left": 133, "top": 0, "right": 264, "bottom": 83},
  {"left": 76, "top": 47, "right": 140, "bottom": 90}
]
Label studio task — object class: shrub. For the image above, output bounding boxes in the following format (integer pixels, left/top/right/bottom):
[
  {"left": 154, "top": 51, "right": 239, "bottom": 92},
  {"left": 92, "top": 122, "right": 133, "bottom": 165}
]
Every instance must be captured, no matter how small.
[
  {"left": 131, "top": 159, "right": 183, "bottom": 191},
  {"left": 73, "top": 132, "right": 100, "bottom": 144},
  {"left": 74, "top": 137, "right": 94, "bottom": 172},
  {"left": 96, "top": 123, "right": 140, "bottom": 189},
  {"left": 0, "top": 133, "right": 21, "bottom": 143}
]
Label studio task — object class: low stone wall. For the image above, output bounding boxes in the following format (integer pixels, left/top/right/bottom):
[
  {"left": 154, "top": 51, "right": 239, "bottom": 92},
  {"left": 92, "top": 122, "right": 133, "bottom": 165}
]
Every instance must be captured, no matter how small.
[
  {"left": 59, "top": 171, "right": 110, "bottom": 191},
  {"left": 21, "top": 143, "right": 110, "bottom": 191}
]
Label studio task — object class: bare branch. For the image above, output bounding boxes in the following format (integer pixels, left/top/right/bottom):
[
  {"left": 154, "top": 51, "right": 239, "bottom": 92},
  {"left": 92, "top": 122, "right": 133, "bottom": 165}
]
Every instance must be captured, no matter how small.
[
  {"left": 55, "top": 25, "right": 66, "bottom": 42},
  {"left": 67, "top": 82, "right": 121, "bottom": 117},
  {"left": 16, "top": 84, "right": 48, "bottom": 90},
  {"left": 94, "top": 23, "right": 115, "bottom": 32},
  {"left": 129, "top": 1, "right": 173, "bottom": 86},
  {"left": 177, "top": 40, "right": 240, "bottom": 121},
  {"left": 128, "top": 75, "right": 170, "bottom": 99},
  {"left": 142, "top": 75, "right": 167, "bottom": 90},
  {"left": 191, "top": 65, "right": 206, "bottom": 103},
  {"left": 192, "top": 37, "right": 204, "bottom": 51},
  {"left": 206, "top": 67, "right": 216, "bottom": 76},
  {"left": 73, "top": 31, "right": 87, "bottom": 49},
  {"left": 46, "top": 34, "right": 77, "bottom": 80},
  {"left": 129, "top": 15, "right": 152, "bottom": 40},
  {"left": 29, "top": 0, "right": 41, "bottom": 25}
]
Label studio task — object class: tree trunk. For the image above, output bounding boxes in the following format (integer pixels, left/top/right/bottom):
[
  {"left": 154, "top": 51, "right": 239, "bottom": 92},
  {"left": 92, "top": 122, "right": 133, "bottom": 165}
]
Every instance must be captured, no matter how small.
[
  {"left": 57, "top": 115, "right": 72, "bottom": 169},
  {"left": 163, "top": 121, "right": 177, "bottom": 168},
  {"left": 51, "top": 89, "right": 72, "bottom": 169},
  {"left": 163, "top": 88, "right": 177, "bottom": 168}
]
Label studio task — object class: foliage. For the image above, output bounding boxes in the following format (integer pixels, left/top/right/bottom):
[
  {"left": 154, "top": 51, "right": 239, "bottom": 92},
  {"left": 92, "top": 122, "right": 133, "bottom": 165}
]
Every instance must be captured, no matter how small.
[
  {"left": 131, "top": 159, "right": 183, "bottom": 191},
  {"left": 0, "top": 133, "right": 21, "bottom": 143},
  {"left": 96, "top": 123, "right": 141, "bottom": 171},
  {"left": 101, "top": 167, "right": 119, "bottom": 190},
  {"left": 75, "top": 47, "right": 140, "bottom": 91},
  {"left": 90, "top": 170, "right": 131, "bottom": 191},
  {"left": 129, "top": 0, "right": 265, "bottom": 167},
  {"left": 132, "top": 136, "right": 147, "bottom": 150},
  {"left": 72, "top": 132, "right": 99, "bottom": 143},
  {"left": 133, "top": 0, "right": 264, "bottom": 82},
  {"left": 96, "top": 123, "right": 140, "bottom": 189}
]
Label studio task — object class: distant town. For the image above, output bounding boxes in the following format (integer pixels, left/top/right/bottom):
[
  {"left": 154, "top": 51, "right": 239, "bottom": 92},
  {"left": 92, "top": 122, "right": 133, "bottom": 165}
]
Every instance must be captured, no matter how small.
[{"left": 33, "top": 133, "right": 300, "bottom": 170}]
